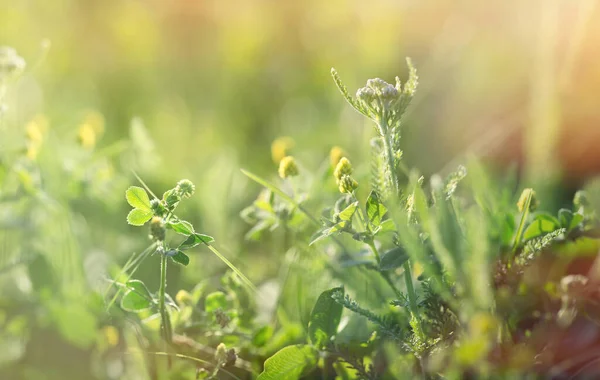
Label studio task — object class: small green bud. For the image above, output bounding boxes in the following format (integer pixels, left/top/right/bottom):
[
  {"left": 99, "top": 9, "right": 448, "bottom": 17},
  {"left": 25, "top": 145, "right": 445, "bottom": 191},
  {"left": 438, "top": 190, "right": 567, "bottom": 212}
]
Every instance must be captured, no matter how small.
[
  {"left": 517, "top": 188, "right": 538, "bottom": 212},
  {"left": 149, "top": 216, "right": 166, "bottom": 241},
  {"left": 278, "top": 156, "right": 299, "bottom": 179},
  {"left": 334, "top": 157, "right": 353, "bottom": 183},
  {"left": 150, "top": 199, "right": 166, "bottom": 216},
  {"left": 573, "top": 190, "right": 589, "bottom": 209},
  {"left": 176, "top": 179, "right": 195, "bottom": 198},
  {"left": 338, "top": 175, "right": 358, "bottom": 194}
]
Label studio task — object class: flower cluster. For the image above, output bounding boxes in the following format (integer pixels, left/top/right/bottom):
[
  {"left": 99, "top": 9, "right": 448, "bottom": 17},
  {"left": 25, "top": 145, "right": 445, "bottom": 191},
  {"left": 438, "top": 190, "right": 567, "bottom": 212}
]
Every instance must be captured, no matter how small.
[
  {"left": 333, "top": 157, "right": 358, "bottom": 194},
  {"left": 278, "top": 156, "right": 299, "bottom": 179}
]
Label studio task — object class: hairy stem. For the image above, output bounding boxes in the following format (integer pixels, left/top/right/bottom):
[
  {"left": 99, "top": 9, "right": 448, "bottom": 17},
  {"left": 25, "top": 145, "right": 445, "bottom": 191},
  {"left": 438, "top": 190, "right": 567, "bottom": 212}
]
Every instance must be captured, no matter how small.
[{"left": 379, "top": 119, "right": 399, "bottom": 197}]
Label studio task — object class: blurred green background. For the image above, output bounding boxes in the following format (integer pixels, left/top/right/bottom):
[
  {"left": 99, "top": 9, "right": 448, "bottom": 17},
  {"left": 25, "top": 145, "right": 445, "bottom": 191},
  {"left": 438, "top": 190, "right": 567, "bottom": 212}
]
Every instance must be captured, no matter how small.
[{"left": 1, "top": 0, "right": 600, "bottom": 378}]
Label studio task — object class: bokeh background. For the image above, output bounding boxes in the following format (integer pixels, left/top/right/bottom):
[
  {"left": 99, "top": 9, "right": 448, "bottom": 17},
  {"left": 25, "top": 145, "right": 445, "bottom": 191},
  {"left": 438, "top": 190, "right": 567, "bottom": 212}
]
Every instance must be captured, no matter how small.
[{"left": 1, "top": 0, "right": 600, "bottom": 378}]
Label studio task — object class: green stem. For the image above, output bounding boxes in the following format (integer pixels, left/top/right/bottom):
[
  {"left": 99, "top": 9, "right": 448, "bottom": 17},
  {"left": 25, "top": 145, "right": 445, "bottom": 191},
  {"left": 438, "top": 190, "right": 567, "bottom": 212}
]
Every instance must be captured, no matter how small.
[
  {"left": 379, "top": 119, "right": 399, "bottom": 197},
  {"left": 158, "top": 253, "right": 172, "bottom": 343},
  {"left": 403, "top": 261, "right": 425, "bottom": 342},
  {"left": 511, "top": 193, "right": 532, "bottom": 258},
  {"left": 379, "top": 117, "right": 424, "bottom": 341},
  {"left": 365, "top": 239, "right": 381, "bottom": 264}
]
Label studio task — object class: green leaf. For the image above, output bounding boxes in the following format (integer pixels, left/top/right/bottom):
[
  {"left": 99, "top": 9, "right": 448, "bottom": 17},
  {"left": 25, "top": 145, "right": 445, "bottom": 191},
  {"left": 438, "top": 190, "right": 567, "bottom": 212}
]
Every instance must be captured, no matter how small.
[
  {"left": 309, "top": 223, "right": 346, "bottom": 246},
  {"left": 366, "top": 191, "right": 387, "bottom": 227},
  {"left": 569, "top": 212, "right": 584, "bottom": 231},
  {"left": 121, "top": 280, "right": 154, "bottom": 312},
  {"left": 376, "top": 219, "right": 396, "bottom": 234},
  {"left": 205, "top": 292, "right": 227, "bottom": 313},
  {"left": 168, "top": 220, "right": 195, "bottom": 236},
  {"left": 179, "top": 233, "right": 215, "bottom": 250},
  {"left": 127, "top": 209, "right": 153, "bottom": 226},
  {"left": 339, "top": 202, "right": 358, "bottom": 222},
  {"left": 558, "top": 209, "right": 573, "bottom": 229},
  {"left": 257, "top": 344, "right": 319, "bottom": 380},
  {"left": 162, "top": 188, "right": 180, "bottom": 208},
  {"left": 252, "top": 326, "right": 274, "bottom": 348},
  {"left": 126, "top": 186, "right": 151, "bottom": 211},
  {"left": 308, "top": 287, "right": 344, "bottom": 349},
  {"left": 379, "top": 247, "right": 409, "bottom": 271},
  {"left": 523, "top": 214, "right": 560, "bottom": 241},
  {"left": 170, "top": 250, "right": 190, "bottom": 266}
]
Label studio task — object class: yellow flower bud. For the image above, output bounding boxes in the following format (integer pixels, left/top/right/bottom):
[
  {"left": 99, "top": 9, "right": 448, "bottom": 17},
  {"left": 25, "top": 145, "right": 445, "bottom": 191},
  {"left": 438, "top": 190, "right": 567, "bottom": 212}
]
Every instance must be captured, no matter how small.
[
  {"left": 78, "top": 123, "right": 97, "bottom": 149},
  {"left": 329, "top": 146, "right": 346, "bottom": 167},
  {"left": 338, "top": 175, "right": 358, "bottom": 194},
  {"left": 278, "top": 156, "right": 299, "bottom": 179},
  {"left": 175, "top": 290, "right": 193, "bottom": 305},
  {"left": 271, "top": 136, "right": 295, "bottom": 164},
  {"left": 517, "top": 188, "right": 538, "bottom": 212},
  {"left": 334, "top": 157, "right": 353, "bottom": 183}
]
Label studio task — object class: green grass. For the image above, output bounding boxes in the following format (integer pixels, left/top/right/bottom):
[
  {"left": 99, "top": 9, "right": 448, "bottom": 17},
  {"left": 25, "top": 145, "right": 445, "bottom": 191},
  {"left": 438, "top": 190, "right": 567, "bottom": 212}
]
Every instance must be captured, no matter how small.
[{"left": 1, "top": 37, "right": 600, "bottom": 380}]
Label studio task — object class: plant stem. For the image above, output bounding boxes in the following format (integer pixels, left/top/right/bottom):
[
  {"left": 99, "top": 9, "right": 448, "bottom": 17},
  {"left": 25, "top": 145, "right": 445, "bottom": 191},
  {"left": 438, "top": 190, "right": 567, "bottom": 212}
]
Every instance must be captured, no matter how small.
[
  {"left": 365, "top": 239, "right": 381, "bottom": 264},
  {"left": 158, "top": 252, "right": 172, "bottom": 343},
  {"left": 403, "top": 260, "right": 425, "bottom": 342},
  {"left": 379, "top": 119, "right": 399, "bottom": 197},
  {"left": 511, "top": 192, "right": 532, "bottom": 258},
  {"left": 379, "top": 116, "right": 424, "bottom": 340}
]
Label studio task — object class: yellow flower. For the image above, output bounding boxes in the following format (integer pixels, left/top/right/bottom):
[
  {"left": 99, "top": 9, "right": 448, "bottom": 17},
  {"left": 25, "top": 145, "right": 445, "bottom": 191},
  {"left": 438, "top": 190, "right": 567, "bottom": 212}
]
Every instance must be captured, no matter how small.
[
  {"left": 334, "top": 157, "right": 353, "bottom": 183},
  {"left": 278, "top": 156, "right": 299, "bottom": 179},
  {"left": 517, "top": 188, "right": 538, "bottom": 212},
  {"left": 24, "top": 116, "right": 48, "bottom": 161},
  {"left": 338, "top": 175, "right": 358, "bottom": 194},
  {"left": 77, "top": 111, "right": 105, "bottom": 150},
  {"left": 271, "top": 137, "right": 295, "bottom": 164},
  {"left": 329, "top": 146, "right": 345, "bottom": 167},
  {"left": 102, "top": 326, "right": 119, "bottom": 347},
  {"left": 78, "top": 123, "right": 97, "bottom": 149}
]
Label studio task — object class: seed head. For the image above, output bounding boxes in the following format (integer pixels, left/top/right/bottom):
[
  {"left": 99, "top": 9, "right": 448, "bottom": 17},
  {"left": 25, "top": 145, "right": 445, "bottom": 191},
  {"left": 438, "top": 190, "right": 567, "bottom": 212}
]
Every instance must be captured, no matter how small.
[
  {"left": 517, "top": 188, "right": 538, "bottom": 212},
  {"left": 338, "top": 175, "right": 358, "bottom": 194},
  {"left": 278, "top": 156, "right": 299, "bottom": 179},
  {"left": 334, "top": 157, "right": 353, "bottom": 182},
  {"left": 176, "top": 179, "right": 195, "bottom": 198},
  {"left": 149, "top": 216, "right": 166, "bottom": 241}
]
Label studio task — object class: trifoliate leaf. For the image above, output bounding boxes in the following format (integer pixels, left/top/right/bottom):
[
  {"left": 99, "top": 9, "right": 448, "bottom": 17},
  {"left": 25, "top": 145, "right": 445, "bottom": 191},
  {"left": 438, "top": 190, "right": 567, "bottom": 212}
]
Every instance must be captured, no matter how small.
[{"left": 126, "top": 186, "right": 151, "bottom": 211}]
